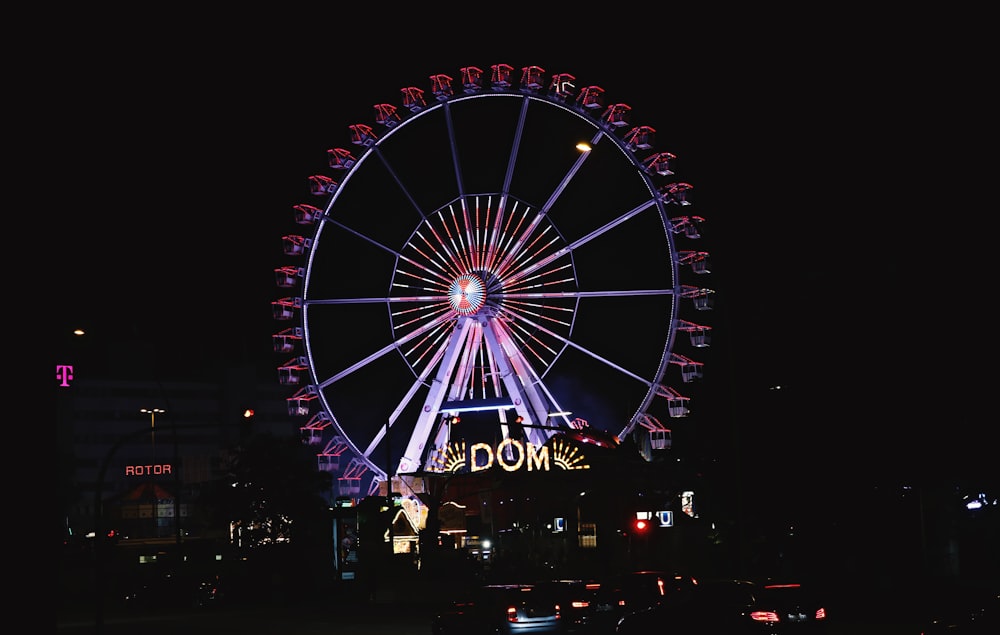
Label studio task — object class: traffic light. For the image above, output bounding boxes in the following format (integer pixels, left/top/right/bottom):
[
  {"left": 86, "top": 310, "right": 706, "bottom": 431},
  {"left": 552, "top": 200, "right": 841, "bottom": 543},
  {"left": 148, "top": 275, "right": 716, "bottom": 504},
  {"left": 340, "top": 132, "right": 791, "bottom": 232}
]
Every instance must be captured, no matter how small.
[
  {"left": 511, "top": 415, "right": 526, "bottom": 438},
  {"left": 633, "top": 518, "right": 650, "bottom": 532}
]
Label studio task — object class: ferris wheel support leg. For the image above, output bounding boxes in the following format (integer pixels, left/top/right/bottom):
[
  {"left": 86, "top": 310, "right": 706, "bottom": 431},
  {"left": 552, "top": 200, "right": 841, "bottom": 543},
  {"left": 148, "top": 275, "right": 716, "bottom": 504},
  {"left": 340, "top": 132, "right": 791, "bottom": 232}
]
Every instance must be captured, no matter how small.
[
  {"left": 397, "top": 319, "right": 472, "bottom": 474},
  {"left": 481, "top": 316, "right": 553, "bottom": 447}
]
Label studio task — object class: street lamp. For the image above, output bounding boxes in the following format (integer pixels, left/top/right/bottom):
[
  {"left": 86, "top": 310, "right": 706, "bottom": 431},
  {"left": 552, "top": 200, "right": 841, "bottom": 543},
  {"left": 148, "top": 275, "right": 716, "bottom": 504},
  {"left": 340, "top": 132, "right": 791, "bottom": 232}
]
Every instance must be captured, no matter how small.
[{"left": 140, "top": 408, "right": 165, "bottom": 458}]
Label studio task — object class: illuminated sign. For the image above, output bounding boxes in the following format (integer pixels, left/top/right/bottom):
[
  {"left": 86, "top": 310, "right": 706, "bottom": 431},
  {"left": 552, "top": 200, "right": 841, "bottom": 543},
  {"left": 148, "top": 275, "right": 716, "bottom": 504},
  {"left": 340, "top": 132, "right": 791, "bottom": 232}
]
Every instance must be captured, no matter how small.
[
  {"left": 681, "top": 490, "right": 695, "bottom": 517},
  {"left": 56, "top": 364, "right": 74, "bottom": 387},
  {"left": 470, "top": 439, "right": 549, "bottom": 472},
  {"left": 430, "top": 438, "right": 589, "bottom": 473},
  {"left": 635, "top": 510, "right": 673, "bottom": 528},
  {"left": 126, "top": 464, "right": 173, "bottom": 476}
]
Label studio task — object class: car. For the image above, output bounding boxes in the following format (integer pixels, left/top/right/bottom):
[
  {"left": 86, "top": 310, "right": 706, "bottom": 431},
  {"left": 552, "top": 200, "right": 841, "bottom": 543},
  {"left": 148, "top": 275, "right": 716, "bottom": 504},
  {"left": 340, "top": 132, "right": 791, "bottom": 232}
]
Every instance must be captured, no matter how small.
[
  {"left": 120, "top": 566, "right": 227, "bottom": 610},
  {"left": 601, "top": 570, "right": 699, "bottom": 616},
  {"left": 533, "top": 579, "right": 606, "bottom": 632},
  {"left": 431, "top": 583, "right": 565, "bottom": 634},
  {"left": 546, "top": 570, "right": 698, "bottom": 633},
  {"left": 615, "top": 578, "right": 830, "bottom": 634}
]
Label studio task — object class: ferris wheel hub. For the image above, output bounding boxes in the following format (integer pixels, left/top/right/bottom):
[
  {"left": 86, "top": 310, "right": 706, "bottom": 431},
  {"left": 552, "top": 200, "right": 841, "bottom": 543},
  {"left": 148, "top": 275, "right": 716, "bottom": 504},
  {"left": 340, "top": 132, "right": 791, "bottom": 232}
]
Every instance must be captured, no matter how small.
[{"left": 448, "top": 273, "right": 486, "bottom": 315}]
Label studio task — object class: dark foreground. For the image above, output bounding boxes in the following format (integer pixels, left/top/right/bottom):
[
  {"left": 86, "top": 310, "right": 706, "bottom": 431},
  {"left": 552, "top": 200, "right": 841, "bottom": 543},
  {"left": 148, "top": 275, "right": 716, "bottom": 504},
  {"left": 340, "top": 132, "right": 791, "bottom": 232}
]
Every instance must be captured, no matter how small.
[
  {"left": 58, "top": 606, "right": 925, "bottom": 635},
  {"left": 58, "top": 585, "right": 932, "bottom": 635},
  {"left": 59, "top": 604, "right": 435, "bottom": 635}
]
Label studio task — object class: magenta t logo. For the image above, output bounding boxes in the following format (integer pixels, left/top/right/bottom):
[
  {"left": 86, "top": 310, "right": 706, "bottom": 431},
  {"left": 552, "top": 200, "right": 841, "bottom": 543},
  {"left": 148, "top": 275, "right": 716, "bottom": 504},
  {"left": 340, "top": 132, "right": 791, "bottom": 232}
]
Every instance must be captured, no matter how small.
[{"left": 56, "top": 364, "right": 74, "bottom": 387}]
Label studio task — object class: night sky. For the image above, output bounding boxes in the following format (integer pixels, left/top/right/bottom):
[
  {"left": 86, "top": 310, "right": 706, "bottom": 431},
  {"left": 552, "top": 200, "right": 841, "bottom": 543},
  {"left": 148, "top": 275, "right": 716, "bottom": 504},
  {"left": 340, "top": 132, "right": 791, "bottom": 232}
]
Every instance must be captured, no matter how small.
[{"left": 53, "top": 19, "right": 991, "bottom": 503}]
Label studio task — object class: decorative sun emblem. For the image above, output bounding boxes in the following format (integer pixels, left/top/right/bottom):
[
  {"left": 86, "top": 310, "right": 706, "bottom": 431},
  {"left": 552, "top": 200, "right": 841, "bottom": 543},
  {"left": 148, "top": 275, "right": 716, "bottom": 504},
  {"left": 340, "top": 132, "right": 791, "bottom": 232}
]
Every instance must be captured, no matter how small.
[
  {"left": 551, "top": 439, "right": 590, "bottom": 470},
  {"left": 448, "top": 274, "right": 486, "bottom": 315},
  {"left": 428, "top": 441, "right": 468, "bottom": 473}
]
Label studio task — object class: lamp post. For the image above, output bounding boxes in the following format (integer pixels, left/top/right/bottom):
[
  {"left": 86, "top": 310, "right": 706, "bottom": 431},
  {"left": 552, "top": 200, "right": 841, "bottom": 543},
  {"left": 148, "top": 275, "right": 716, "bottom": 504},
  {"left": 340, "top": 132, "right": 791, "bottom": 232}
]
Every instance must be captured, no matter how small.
[
  {"left": 139, "top": 408, "right": 166, "bottom": 540},
  {"left": 140, "top": 407, "right": 165, "bottom": 459}
]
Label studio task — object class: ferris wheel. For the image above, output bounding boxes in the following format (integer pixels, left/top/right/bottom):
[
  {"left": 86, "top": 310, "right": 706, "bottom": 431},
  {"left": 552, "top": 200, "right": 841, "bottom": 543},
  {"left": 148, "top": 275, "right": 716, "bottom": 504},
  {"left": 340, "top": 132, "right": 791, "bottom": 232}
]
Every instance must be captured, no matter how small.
[{"left": 272, "top": 63, "right": 714, "bottom": 495}]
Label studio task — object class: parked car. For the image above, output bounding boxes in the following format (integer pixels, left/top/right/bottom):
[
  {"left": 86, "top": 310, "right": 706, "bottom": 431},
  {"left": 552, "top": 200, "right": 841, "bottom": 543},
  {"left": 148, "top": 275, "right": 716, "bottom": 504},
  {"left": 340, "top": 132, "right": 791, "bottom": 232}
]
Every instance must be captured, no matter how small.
[
  {"left": 120, "top": 566, "right": 227, "bottom": 611},
  {"left": 431, "top": 583, "right": 565, "bottom": 635},
  {"left": 615, "top": 578, "right": 830, "bottom": 634}
]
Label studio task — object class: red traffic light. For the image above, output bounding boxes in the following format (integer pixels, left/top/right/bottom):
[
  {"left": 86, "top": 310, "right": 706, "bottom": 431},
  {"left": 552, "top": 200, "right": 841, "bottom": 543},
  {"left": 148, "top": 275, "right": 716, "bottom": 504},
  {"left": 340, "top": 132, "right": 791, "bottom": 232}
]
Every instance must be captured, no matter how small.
[{"left": 633, "top": 518, "right": 650, "bottom": 532}]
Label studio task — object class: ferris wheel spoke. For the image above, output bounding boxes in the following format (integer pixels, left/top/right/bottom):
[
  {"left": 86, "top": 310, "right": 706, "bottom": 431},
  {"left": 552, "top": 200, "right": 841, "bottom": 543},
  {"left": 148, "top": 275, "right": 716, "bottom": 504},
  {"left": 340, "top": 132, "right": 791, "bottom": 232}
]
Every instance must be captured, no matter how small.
[
  {"left": 369, "top": 145, "right": 430, "bottom": 223},
  {"left": 533, "top": 127, "right": 603, "bottom": 223},
  {"left": 319, "top": 216, "right": 406, "bottom": 259},
  {"left": 362, "top": 341, "right": 450, "bottom": 468},
  {"left": 306, "top": 294, "right": 450, "bottom": 306},
  {"left": 442, "top": 101, "right": 468, "bottom": 201},
  {"left": 504, "top": 197, "right": 659, "bottom": 287},
  {"left": 501, "top": 288, "right": 674, "bottom": 301},
  {"left": 503, "top": 304, "right": 654, "bottom": 388},
  {"left": 500, "top": 93, "right": 531, "bottom": 197},
  {"left": 566, "top": 196, "right": 660, "bottom": 249},
  {"left": 485, "top": 98, "right": 553, "bottom": 276},
  {"left": 314, "top": 311, "right": 454, "bottom": 390},
  {"left": 493, "top": 110, "right": 615, "bottom": 280},
  {"left": 319, "top": 213, "right": 484, "bottom": 288}
]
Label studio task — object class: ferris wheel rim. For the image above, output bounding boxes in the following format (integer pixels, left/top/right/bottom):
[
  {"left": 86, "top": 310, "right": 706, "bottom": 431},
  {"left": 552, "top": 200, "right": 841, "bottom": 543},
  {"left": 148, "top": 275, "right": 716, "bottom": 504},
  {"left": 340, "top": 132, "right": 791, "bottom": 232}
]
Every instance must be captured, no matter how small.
[{"left": 279, "top": 64, "right": 708, "bottom": 491}]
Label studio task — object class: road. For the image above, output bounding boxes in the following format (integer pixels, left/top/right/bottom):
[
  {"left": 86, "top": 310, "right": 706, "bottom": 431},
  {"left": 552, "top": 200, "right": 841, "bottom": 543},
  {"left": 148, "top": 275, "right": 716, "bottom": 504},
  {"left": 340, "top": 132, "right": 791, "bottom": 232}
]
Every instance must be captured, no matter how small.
[
  {"left": 59, "top": 570, "right": 930, "bottom": 635},
  {"left": 59, "top": 601, "right": 920, "bottom": 635},
  {"left": 58, "top": 602, "right": 438, "bottom": 635}
]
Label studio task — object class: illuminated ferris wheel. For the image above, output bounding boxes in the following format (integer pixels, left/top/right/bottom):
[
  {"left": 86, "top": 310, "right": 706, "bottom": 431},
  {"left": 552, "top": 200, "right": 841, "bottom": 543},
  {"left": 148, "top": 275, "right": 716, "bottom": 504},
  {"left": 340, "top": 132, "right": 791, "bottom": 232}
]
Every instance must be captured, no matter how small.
[{"left": 272, "top": 63, "right": 714, "bottom": 495}]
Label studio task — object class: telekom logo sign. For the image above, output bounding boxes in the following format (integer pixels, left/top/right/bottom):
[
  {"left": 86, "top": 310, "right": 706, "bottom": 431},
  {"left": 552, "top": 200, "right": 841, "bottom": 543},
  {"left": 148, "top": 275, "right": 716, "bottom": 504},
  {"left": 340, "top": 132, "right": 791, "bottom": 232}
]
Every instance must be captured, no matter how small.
[{"left": 56, "top": 364, "right": 74, "bottom": 387}]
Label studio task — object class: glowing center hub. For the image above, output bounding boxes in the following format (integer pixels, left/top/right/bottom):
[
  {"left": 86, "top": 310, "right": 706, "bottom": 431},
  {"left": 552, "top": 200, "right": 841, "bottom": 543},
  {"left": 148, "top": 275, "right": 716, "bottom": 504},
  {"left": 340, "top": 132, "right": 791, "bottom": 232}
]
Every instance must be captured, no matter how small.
[{"left": 448, "top": 274, "right": 486, "bottom": 315}]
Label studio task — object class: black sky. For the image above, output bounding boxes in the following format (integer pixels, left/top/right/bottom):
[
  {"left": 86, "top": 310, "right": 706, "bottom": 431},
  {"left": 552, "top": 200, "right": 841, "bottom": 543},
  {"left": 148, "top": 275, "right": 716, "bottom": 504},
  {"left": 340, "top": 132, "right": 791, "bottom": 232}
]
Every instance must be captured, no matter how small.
[{"left": 53, "top": 20, "right": 990, "bottom": 493}]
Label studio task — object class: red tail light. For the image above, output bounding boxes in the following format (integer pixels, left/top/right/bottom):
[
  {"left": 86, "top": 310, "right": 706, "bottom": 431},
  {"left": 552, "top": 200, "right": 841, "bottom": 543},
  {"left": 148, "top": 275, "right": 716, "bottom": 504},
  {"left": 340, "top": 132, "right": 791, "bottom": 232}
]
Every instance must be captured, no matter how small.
[
  {"left": 750, "top": 610, "right": 780, "bottom": 622},
  {"left": 506, "top": 606, "right": 518, "bottom": 622},
  {"left": 816, "top": 607, "right": 827, "bottom": 620}
]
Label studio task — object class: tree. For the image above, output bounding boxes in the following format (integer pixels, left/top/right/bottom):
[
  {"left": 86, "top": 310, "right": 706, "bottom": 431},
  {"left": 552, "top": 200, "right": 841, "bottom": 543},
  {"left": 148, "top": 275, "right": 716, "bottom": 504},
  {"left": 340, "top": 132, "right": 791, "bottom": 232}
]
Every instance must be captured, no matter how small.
[{"left": 208, "top": 432, "right": 333, "bottom": 549}]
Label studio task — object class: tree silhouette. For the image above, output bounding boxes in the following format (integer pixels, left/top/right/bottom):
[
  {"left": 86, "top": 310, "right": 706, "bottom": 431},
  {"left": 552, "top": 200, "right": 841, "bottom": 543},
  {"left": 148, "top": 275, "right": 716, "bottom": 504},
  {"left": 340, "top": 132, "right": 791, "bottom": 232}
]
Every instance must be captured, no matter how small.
[{"left": 209, "top": 432, "right": 333, "bottom": 549}]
